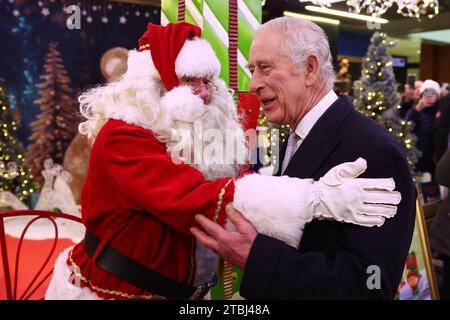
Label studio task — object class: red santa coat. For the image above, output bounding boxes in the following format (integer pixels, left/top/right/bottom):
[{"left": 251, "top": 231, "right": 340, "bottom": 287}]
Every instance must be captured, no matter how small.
[{"left": 69, "top": 118, "right": 235, "bottom": 300}]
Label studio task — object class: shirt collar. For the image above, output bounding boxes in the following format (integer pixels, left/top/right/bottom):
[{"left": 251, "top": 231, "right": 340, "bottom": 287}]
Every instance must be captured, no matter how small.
[{"left": 294, "top": 90, "right": 338, "bottom": 140}]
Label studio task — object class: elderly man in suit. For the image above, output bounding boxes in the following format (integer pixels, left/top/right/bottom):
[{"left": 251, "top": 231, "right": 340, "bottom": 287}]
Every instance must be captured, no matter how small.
[{"left": 192, "top": 16, "right": 416, "bottom": 299}]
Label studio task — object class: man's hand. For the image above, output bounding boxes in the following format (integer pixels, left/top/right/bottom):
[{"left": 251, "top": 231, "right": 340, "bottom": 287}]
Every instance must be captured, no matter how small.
[
  {"left": 415, "top": 94, "right": 437, "bottom": 112},
  {"left": 190, "top": 204, "right": 257, "bottom": 269},
  {"left": 415, "top": 98, "right": 429, "bottom": 112}
]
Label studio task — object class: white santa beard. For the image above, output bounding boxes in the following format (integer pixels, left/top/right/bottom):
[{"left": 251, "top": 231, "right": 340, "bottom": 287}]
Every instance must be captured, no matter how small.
[
  {"left": 161, "top": 98, "right": 246, "bottom": 181},
  {"left": 156, "top": 92, "right": 247, "bottom": 287},
  {"left": 78, "top": 69, "right": 247, "bottom": 181},
  {"left": 77, "top": 74, "right": 248, "bottom": 289}
]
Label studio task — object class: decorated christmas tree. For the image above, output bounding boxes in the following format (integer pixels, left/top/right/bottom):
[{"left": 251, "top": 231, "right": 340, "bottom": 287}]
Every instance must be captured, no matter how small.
[
  {"left": 0, "top": 79, "right": 34, "bottom": 202},
  {"left": 26, "top": 42, "right": 78, "bottom": 186},
  {"left": 335, "top": 57, "right": 352, "bottom": 95},
  {"left": 353, "top": 32, "right": 420, "bottom": 170},
  {"left": 256, "top": 110, "right": 290, "bottom": 171}
]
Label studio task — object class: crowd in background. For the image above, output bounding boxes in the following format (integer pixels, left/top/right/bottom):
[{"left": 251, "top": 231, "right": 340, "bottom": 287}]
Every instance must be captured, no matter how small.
[
  {"left": 397, "top": 79, "right": 450, "bottom": 299},
  {"left": 400, "top": 80, "right": 450, "bottom": 176},
  {"left": 336, "top": 77, "right": 450, "bottom": 299}
]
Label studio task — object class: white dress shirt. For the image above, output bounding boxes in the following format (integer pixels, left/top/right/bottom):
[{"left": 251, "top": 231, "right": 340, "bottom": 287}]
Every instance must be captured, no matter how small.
[{"left": 281, "top": 90, "right": 338, "bottom": 173}]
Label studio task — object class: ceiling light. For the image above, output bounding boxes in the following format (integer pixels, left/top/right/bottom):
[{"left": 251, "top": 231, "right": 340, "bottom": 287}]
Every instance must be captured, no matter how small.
[
  {"left": 409, "top": 29, "right": 450, "bottom": 45},
  {"left": 284, "top": 11, "right": 340, "bottom": 25},
  {"left": 305, "top": 5, "right": 389, "bottom": 24},
  {"left": 300, "top": 0, "right": 439, "bottom": 20}
]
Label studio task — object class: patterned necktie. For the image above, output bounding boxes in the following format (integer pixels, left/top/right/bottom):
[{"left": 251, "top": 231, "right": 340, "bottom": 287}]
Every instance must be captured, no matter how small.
[{"left": 281, "top": 132, "right": 301, "bottom": 174}]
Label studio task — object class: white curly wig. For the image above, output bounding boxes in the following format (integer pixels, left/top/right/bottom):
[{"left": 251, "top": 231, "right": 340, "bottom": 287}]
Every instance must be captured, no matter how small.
[{"left": 77, "top": 38, "right": 246, "bottom": 180}]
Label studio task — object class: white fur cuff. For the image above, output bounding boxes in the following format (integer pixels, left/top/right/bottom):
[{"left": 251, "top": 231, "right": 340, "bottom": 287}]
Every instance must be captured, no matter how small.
[
  {"left": 233, "top": 174, "right": 318, "bottom": 248},
  {"left": 45, "top": 247, "right": 103, "bottom": 300}
]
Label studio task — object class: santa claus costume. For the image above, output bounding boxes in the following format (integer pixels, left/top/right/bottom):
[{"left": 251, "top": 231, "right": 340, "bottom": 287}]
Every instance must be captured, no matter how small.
[{"left": 45, "top": 22, "right": 401, "bottom": 300}]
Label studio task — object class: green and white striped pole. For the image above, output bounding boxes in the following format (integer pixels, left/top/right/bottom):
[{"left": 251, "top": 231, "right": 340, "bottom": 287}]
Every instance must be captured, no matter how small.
[{"left": 161, "top": 0, "right": 261, "bottom": 92}]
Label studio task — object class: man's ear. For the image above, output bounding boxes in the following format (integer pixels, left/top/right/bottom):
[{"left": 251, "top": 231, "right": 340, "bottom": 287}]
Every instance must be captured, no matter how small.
[{"left": 305, "top": 54, "right": 321, "bottom": 87}]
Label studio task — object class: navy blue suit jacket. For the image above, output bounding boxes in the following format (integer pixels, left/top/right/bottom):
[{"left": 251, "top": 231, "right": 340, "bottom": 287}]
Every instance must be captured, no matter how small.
[{"left": 240, "top": 96, "right": 416, "bottom": 299}]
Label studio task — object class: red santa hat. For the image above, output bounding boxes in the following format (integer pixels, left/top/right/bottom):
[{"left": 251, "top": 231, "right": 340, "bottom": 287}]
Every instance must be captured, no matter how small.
[{"left": 124, "top": 22, "right": 221, "bottom": 90}]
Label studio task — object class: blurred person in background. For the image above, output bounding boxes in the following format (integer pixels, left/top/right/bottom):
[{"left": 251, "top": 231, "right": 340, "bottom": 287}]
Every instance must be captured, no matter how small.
[
  {"left": 441, "top": 83, "right": 449, "bottom": 99},
  {"left": 396, "top": 80, "right": 424, "bottom": 120},
  {"left": 398, "top": 83, "right": 416, "bottom": 118},
  {"left": 406, "top": 80, "right": 440, "bottom": 175},
  {"left": 414, "top": 80, "right": 424, "bottom": 101}
]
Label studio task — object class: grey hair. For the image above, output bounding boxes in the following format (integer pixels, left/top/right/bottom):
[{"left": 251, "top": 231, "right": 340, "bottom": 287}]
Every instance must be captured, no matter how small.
[{"left": 256, "top": 16, "right": 336, "bottom": 88}]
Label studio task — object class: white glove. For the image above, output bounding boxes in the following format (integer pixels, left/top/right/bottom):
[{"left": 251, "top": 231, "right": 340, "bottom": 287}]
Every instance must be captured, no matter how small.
[
  {"left": 312, "top": 157, "right": 401, "bottom": 227},
  {"left": 232, "top": 157, "right": 401, "bottom": 248}
]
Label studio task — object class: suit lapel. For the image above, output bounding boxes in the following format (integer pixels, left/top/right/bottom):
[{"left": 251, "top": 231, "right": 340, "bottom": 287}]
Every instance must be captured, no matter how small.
[
  {"left": 282, "top": 96, "right": 354, "bottom": 178},
  {"left": 284, "top": 133, "right": 341, "bottom": 178}
]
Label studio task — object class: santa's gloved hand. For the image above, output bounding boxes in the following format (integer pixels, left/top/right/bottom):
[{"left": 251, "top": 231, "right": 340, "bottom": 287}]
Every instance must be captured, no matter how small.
[{"left": 312, "top": 157, "right": 401, "bottom": 227}]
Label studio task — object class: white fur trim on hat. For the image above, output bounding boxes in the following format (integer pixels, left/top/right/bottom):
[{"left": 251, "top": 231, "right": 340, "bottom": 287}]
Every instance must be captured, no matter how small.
[
  {"left": 420, "top": 79, "right": 441, "bottom": 95},
  {"left": 175, "top": 37, "right": 221, "bottom": 79},
  {"left": 124, "top": 38, "right": 219, "bottom": 82},
  {"left": 123, "top": 49, "right": 159, "bottom": 80}
]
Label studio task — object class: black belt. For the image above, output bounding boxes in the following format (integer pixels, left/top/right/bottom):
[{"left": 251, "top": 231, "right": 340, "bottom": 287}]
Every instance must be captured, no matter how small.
[{"left": 83, "top": 230, "right": 212, "bottom": 300}]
